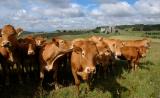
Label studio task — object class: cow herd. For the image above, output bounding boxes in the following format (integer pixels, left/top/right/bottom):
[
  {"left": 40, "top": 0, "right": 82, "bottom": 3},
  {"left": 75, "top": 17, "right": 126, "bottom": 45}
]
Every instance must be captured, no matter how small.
[{"left": 0, "top": 24, "right": 151, "bottom": 95}]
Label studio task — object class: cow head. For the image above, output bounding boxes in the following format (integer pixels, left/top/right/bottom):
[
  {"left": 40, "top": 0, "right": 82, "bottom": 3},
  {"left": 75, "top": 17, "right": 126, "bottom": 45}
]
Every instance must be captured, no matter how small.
[
  {"left": 143, "top": 38, "right": 151, "bottom": 48},
  {"left": 95, "top": 41, "right": 112, "bottom": 65},
  {"left": 113, "top": 41, "right": 124, "bottom": 59},
  {"left": 34, "top": 36, "right": 46, "bottom": 47},
  {"left": 137, "top": 46, "right": 148, "bottom": 57},
  {"left": 52, "top": 37, "right": 72, "bottom": 50},
  {"left": 25, "top": 36, "right": 36, "bottom": 55},
  {"left": 19, "top": 36, "right": 36, "bottom": 55},
  {"left": 88, "top": 35, "right": 103, "bottom": 43},
  {"left": 1, "top": 24, "right": 22, "bottom": 47},
  {"left": 72, "top": 40, "right": 98, "bottom": 80},
  {"left": 88, "top": 36, "right": 111, "bottom": 58}
]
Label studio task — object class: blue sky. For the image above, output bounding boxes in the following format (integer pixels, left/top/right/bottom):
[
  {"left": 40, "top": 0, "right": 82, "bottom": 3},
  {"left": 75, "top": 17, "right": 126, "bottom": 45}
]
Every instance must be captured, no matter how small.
[{"left": 0, "top": 0, "right": 160, "bottom": 31}]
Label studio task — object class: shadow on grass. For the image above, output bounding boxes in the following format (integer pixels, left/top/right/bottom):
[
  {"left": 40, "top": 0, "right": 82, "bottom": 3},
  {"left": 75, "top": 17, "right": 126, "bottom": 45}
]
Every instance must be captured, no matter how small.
[
  {"left": 93, "top": 60, "right": 154, "bottom": 98},
  {"left": 93, "top": 60, "right": 130, "bottom": 98},
  {"left": 139, "top": 60, "right": 154, "bottom": 71},
  {"left": 0, "top": 81, "right": 39, "bottom": 98}
]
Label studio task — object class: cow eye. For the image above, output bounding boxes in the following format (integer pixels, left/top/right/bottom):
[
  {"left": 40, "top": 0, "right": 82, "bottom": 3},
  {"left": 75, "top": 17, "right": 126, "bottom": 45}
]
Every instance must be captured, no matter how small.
[
  {"left": 60, "top": 40, "right": 64, "bottom": 44},
  {"left": 82, "top": 51, "right": 85, "bottom": 57}
]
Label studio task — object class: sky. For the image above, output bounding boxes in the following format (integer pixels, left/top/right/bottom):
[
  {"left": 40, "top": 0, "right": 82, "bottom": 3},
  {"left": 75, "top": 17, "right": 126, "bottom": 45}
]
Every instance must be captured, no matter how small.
[{"left": 0, "top": 0, "right": 160, "bottom": 31}]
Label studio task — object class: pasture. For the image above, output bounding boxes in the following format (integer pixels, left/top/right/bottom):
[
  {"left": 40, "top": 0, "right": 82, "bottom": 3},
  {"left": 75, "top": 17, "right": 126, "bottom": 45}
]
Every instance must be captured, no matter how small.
[{"left": 0, "top": 30, "right": 160, "bottom": 98}]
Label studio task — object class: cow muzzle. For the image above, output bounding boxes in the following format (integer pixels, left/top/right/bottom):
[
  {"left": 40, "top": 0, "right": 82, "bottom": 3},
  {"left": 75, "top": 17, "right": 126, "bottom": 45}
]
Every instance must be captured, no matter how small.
[
  {"left": 84, "top": 67, "right": 96, "bottom": 74},
  {"left": 141, "top": 54, "right": 146, "bottom": 57},
  {"left": 90, "top": 67, "right": 96, "bottom": 74},
  {"left": 28, "top": 50, "right": 35, "bottom": 55},
  {"left": 1, "top": 41, "right": 11, "bottom": 47}
]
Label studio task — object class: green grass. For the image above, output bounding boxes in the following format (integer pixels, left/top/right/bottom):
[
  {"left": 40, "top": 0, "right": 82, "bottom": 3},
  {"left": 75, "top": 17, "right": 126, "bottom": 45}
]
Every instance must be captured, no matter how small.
[
  {"left": 52, "top": 31, "right": 160, "bottom": 98},
  {"left": 0, "top": 30, "right": 160, "bottom": 98}
]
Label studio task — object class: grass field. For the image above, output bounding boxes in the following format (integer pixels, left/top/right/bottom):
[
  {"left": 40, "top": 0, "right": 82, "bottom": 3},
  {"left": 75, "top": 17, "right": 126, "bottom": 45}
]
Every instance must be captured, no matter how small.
[{"left": 0, "top": 30, "right": 160, "bottom": 98}]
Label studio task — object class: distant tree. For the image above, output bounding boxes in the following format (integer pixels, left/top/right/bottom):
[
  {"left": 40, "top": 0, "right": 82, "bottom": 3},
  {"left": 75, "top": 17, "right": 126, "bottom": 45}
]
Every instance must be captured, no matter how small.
[
  {"left": 93, "top": 27, "right": 101, "bottom": 33},
  {"left": 56, "top": 30, "right": 61, "bottom": 33}
]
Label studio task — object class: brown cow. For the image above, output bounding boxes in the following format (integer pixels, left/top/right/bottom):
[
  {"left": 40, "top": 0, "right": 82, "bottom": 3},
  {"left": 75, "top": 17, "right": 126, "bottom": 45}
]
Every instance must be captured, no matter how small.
[
  {"left": 18, "top": 36, "right": 36, "bottom": 55},
  {"left": 52, "top": 37, "right": 74, "bottom": 86},
  {"left": 52, "top": 37, "right": 72, "bottom": 50},
  {"left": 122, "top": 38, "right": 151, "bottom": 48},
  {"left": 34, "top": 36, "right": 46, "bottom": 47},
  {"left": 18, "top": 36, "right": 37, "bottom": 80},
  {"left": 89, "top": 36, "right": 124, "bottom": 59},
  {"left": 89, "top": 36, "right": 112, "bottom": 78},
  {"left": 39, "top": 40, "right": 73, "bottom": 90},
  {"left": 115, "top": 46, "right": 148, "bottom": 71},
  {"left": 71, "top": 39, "right": 98, "bottom": 95},
  {"left": 103, "top": 38, "right": 124, "bottom": 55},
  {"left": 0, "top": 24, "right": 23, "bottom": 85}
]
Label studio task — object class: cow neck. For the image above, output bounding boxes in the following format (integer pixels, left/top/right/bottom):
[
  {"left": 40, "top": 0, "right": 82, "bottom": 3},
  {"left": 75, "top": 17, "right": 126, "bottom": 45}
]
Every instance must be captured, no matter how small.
[
  {"left": 137, "top": 50, "right": 142, "bottom": 58},
  {"left": 9, "top": 40, "right": 19, "bottom": 52},
  {"left": 79, "top": 52, "right": 86, "bottom": 70},
  {"left": 6, "top": 47, "right": 14, "bottom": 62}
]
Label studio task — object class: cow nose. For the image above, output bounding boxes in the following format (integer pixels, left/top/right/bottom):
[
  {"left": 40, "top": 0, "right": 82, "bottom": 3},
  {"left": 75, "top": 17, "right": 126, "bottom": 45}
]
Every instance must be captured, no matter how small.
[
  {"left": 1, "top": 41, "right": 10, "bottom": 47},
  {"left": 28, "top": 51, "right": 35, "bottom": 55},
  {"left": 142, "top": 54, "right": 146, "bottom": 57},
  {"left": 85, "top": 67, "right": 90, "bottom": 73}
]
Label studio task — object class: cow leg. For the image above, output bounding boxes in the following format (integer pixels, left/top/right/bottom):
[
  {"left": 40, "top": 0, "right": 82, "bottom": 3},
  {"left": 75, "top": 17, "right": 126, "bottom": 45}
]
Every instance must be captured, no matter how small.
[
  {"left": 127, "top": 60, "right": 132, "bottom": 72},
  {"left": 39, "top": 70, "right": 44, "bottom": 87},
  {"left": 2, "top": 62, "right": 10, "bottom": 86},
  {"left": 16, "top": 63, "right": 23, "bottom": 84},
  {"left": 103, "top": 65, "right": 108, "bottom": 79},
  {"left": 132, "top": 59, "right": 137, "bottom": 71},
  {"left": 134, "top": 59, "right": 139, "bottom": 71},
  {"left": 34, "top": 69, "right": 44, "bottom": 96},
  {"left": 86, "top": 73, "right": 95, "bottom": 93},
  {"left": 130, "top": 61, "right": 135, "bottom": 72},
  {"left": 95, "top": 64, "right": 100, "bottom": 79},
  {"left": 71, "top": 68, "right": 80, "bottom": 96},
  {"left": 87, "top": 79, "right": 92, "bottom": 92},
  {"left": 53, "top": 68, "right": 60, "bottom": 90}
]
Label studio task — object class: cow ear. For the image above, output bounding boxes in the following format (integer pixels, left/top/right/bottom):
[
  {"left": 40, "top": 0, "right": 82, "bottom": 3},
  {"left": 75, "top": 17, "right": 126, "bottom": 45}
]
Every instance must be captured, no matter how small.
[
  {"left": 16, "top": 28, "right": 23, "bottom": 36},
  {"left": 59, "top": 40, "right": 64, "bottom": 43},
  {"left": 122, "top": 42, "right": 125, "bottom": 47},
  {"left": 52, "top": 38, "right": 56, "bottom": 42},
  {"left": 113, "top": 43, "right": 116, "bottom": 48},
  {"left": 52, "top": 38, "right": 59, "bottom": 47}
]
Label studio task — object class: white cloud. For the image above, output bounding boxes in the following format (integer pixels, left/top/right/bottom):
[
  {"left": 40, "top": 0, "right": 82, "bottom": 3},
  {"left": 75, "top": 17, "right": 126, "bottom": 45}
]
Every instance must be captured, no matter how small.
[
  {"left": 91, "top": 1, "right": 135, "bottom": 17},
  {"left": 134, "top": 0, "right": 160, "bottom": 17},
  {"left": 0, "top": 0, "right": 160, "bottom": 31}
]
